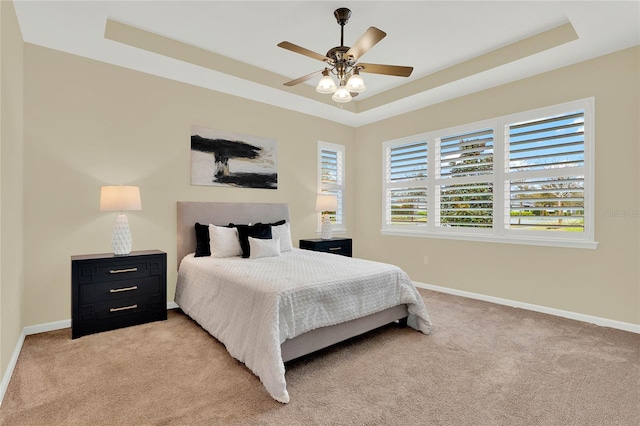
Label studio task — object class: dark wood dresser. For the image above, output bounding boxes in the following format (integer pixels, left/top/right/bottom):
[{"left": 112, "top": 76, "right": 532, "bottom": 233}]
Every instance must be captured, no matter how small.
[
  {"left": 71, "top": 250, "right": 167, "bottom": 339},
  {"left": 299, "top": 238, "right": 353, "bottom": 257}
]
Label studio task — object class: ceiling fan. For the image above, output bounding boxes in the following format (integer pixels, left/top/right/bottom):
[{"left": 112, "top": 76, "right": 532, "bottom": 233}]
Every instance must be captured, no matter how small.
[{"left": 277, "top": 7, "right": 413, "bottom": 103}]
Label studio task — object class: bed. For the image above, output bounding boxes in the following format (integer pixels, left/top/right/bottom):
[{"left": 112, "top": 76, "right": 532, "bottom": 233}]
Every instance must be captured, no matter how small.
[{"left": 174, "top": 201, "right": 432, "bottom": 403}]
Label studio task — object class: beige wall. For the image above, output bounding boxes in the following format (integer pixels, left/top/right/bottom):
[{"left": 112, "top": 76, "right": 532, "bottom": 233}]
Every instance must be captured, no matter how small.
[
  {"left": 355, "top": 46, "right": 640, "bottom": 325},
  {"left": 23, "top": 44, "right": 355, "bottom": 326},
  {"left": 15, "top": 29, "right": 640, "bottom": 330},
  {"left": 0, "top": 0, "right": 24, "bottom": 378}
]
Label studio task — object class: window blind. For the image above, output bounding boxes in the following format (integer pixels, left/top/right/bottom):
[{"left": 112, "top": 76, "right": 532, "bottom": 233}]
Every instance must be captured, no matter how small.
[
  {"left": 439, "top": 128, "right": 493, "bottom": 179},
  {"left": 388, "top": 141, "right": 427, "bottom": 182},
  {"left": 321, "top": 149, "right": 342, "bottom": 185},
  {"left": 509, "top": 111, "right": 584, "bottom": 172}
]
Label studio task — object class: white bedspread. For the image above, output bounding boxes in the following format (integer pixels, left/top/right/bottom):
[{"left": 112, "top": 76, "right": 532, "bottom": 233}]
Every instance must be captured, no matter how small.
[{"left": 175, "top": 248, "right": 432, "bottom": 403}]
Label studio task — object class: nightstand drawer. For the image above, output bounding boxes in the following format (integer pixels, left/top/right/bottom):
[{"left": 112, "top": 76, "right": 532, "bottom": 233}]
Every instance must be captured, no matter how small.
[
  {"left": 79, "top": 276, "right": 163, "bottom": 304},
  {"left": 76, "top": 258, "right": 164, "bottom": 284},
  {"left": 299, "top": 238, "right": 353, "bottom": 257},
  {"left": 78, "top": 292, "right": 165, "bottom": 322}
]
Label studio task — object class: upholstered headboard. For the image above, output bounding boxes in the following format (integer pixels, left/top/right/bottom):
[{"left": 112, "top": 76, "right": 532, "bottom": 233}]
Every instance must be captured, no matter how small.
[{"left": 176, "top": 202, "right": 290, "bottom": 267}]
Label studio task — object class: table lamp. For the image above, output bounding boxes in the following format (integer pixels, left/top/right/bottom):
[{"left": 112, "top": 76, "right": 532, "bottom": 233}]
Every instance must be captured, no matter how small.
[
  {"left": 100, "top": 185, "right": 142, "bottom": 255},
  {"left": 316, "top": 194, "right": 338, "bottom": 240}
]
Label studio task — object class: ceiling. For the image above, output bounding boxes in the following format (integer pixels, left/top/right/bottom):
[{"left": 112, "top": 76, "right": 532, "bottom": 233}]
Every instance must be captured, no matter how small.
[{"left": 13, "top": 1, "right": 640, "bottom": 127}]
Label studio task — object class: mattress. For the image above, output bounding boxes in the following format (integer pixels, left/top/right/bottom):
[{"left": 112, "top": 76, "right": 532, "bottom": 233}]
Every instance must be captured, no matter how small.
[{"left": 175, "top": 248, "right": 432, "bottom": 403}]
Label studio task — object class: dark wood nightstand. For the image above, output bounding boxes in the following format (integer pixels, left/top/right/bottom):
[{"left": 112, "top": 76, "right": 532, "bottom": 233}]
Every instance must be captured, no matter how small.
[
  {"left": 71, "top": 250, "right": 167, "bottom": 339},
  {"left": 299, "top": 238, "right": 352, "bottom": 257}
]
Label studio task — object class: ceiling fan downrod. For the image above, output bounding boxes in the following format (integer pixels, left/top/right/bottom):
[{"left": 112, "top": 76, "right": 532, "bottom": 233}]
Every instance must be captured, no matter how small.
[{"left": 334, "top": 8, "right": 351, "bottom": 47}]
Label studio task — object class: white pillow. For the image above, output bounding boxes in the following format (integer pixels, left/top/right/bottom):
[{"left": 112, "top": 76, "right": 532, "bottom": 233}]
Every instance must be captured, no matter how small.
[
  {"left": 208, "top": 224, "right": 242, "bottom": 258},
  {"left": 249, "top": 237, "right": 281, "bottom": 259},
  {"left": 271, "top": 222, "right": 293, "bottom": 252}
]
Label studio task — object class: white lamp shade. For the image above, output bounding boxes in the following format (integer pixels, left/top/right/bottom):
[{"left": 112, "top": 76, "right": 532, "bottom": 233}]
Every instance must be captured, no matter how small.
[
  {"left": 316, "top": 194, "right": 338, "bottom": 212},
  {"left": 345, "top": 73, "right": 366, "bottom": 93},
  {"left": 100, "top": 186, "right": 142, "bottom": 211},
  {"left": 316, "top": 74, "right": 337, "bottom": 94},
  {"left": 331, "top": 86, "right": 352, "bottom": 103}
]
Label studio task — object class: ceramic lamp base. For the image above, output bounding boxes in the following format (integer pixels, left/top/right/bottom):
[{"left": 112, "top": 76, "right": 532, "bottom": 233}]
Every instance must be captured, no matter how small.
[
  {"left": 112, "top": 214, "right": 132, "bottom": 255},
  {"left": 321, "top": 214, "right": 333, "bottom": 240}
]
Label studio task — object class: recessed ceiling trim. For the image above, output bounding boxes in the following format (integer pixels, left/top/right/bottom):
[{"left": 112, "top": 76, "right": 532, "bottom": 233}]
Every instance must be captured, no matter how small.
[
  {"left": 356, "top": 21, "right": 579, "bottom": 113},
  {"left": 104, "top": 18, "right": 358, "bottom": 113},
  {"left": 105, "top": 18, "right": 577, "bottom": 117}
]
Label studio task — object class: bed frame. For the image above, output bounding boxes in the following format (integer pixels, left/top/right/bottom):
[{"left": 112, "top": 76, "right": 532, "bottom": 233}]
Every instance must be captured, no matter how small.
[{"left": 176, "top": 201, "right": 409, "bottom": 362}]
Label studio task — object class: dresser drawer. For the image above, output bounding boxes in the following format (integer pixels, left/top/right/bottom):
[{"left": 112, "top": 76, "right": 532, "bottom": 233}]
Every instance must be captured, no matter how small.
[{"left": 79, "top": 275, "right": 163, "bottom": 304}]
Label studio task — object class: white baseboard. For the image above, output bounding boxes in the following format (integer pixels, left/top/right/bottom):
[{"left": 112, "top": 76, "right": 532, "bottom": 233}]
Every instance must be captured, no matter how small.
[
  {"left": 0, "top": 329, "right": 26, "bottom": 407},
  {"left": 0, "top": 301, "right": 181, "bottom": 407},
  {"left": 23, "top": 319, "right": 71, "bottom": 336},
  {"left": 414, "top": 281, "right": 640, "bottom": 334}
]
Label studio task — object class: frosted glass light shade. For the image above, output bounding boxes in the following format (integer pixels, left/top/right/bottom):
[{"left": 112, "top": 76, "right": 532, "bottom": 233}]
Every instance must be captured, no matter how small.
[
  {"left": 100, "top": 186, "right": 142, "bottom": 211},
  {"left": 345, "top": 72, "right": 366, "bottom": 93},
  {"left": 331, "top": 86, "right": 352, "bottom": 103},
  {"left": 316, "top": 74, "right": 337, "bottom": 94}
]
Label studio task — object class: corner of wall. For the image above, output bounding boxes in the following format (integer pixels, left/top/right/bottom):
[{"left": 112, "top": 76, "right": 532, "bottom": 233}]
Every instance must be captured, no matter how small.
[{"left": 0, "top": 0, "right": 26, "bottom": 402}]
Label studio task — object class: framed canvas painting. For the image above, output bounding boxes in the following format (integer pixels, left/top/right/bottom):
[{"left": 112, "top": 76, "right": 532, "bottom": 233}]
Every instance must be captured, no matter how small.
[{"left": 191, "top": 125, "right": 277, "bottom": 189}]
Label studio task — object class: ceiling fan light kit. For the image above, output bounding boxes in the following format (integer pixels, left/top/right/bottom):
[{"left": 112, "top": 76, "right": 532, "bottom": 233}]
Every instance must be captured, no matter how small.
[{"left": 278, "top": 7, "right": 413, "bottom": 104}]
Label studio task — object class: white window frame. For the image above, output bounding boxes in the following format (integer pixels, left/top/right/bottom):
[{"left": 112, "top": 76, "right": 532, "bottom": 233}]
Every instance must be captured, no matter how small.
[
  {"left": 381, "top": 98, "right": 597, "bottom": 249},
  {"left": 318, "top": 141, "right": 346, "bottom": 234}
]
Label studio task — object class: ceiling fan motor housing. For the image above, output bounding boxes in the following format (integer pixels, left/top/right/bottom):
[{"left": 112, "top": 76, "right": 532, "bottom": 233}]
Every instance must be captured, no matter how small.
[{"left": 326, "top": 46, "right": 356, "bottom": 66}]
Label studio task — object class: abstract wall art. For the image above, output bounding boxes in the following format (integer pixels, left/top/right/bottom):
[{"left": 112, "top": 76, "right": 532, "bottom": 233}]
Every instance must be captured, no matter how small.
[{"left": 190, "top": 125, "right": 277, "bottom": 189}]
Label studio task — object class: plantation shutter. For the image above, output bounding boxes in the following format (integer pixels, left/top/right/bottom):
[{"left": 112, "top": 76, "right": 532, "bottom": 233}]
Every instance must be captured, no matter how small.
[
  {"left": 436, "top": 128, "right": 494, "bottom": 229},
  {"left": 385, "top": 141, "right": 428, "bottom": 225},
  {"left": 381, "top": 99, "right": 594, "bottom": 247},
  {"left": 507, "top": 110, "right": 585, "bottom": 232},
  {"left": 320, "top": 145, "right": 344, "bottom": 225}
]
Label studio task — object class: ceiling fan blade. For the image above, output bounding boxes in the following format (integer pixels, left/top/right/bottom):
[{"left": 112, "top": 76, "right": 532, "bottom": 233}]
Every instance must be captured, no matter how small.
[
  {"left": 283, "top": 70, "right": 323, "bottom": 87},
  {"left": 358, "top": 63, "right": 414, "bottom": 77},
  {"left": 278, "top": 41, "right": 330, "bottom": 62},
  {"left": 345, "top": 27, "right": 386, "bottom": 61}
]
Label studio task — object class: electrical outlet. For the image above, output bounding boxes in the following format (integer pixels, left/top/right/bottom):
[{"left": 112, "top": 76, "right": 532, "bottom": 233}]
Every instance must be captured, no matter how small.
[{"left": 423, "top": 255, "right": 429, "bottom": 265}]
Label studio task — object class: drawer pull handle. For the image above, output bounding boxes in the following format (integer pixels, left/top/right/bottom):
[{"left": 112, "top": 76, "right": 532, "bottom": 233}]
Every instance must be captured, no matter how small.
[
  {"left": 110, "top": 285, "right": 138, "bottom": 293},
  {"left": 329, "top": 247, "right": 342, "bottom": 251},
  {"left": 109, "top": 267, "right": 138, "bottom": 274},
  {"left": 110, "top": 304, "right": 138, "bottom": 313}
]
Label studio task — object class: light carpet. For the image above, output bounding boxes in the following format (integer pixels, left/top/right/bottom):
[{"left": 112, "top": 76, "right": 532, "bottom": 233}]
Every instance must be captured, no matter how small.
[{"left": 1, "top": 289, "right": 638, "bottom": 425}]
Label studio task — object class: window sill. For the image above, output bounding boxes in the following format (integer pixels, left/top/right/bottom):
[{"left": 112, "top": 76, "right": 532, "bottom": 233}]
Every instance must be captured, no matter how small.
[{"left": 380, "top": 228, "right": 599, "bottom": 250}]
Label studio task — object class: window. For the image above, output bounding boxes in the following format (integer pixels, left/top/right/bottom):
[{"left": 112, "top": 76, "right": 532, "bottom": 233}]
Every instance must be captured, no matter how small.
[
  {"left": 385, "top": 141, "right": 428, "bottom": 225},
  {"left": 436, "top": 128, "right": 494, "bottom": 232},
  {"left": 382, "top": 98, "right": 596, "bottom": 249},
  {"left": 318, "top": 141, "right": 345, "bottom": 232}
]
